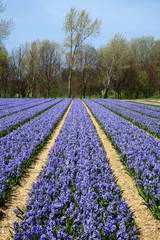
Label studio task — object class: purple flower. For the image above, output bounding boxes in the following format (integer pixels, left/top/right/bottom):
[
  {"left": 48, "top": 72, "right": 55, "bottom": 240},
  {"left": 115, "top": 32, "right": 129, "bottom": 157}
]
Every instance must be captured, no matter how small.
[{"left": 13, "top": 99, "right": 138, "bottom": 239}]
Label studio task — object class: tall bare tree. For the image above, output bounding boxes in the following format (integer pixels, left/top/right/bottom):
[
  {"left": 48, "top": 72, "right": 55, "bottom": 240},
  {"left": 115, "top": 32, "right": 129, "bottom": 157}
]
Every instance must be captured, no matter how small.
[
  {"left": 39, "top": 40, "right": 61, "bottom": 98},
  {"left": 10, "top": 46, "right": 26, "bottom": 97},
  {"left": 75, "top": 44, "right": 98, "bottom": 97},
  {"left": 63, "top": 7, "right": 101, "bottom": 97},
  {"left": 24, "top": 41, "right": 39, "bottom": 97}
]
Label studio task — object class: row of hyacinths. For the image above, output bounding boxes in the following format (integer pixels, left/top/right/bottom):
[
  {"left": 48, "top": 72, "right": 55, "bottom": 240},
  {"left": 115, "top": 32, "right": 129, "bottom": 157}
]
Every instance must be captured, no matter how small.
[
  {"left": 0, "top": 99, "right": 62, "bottom": 134},
  {"left": 13, "top": 99, "right": 138, "bottom": 240},
  {"left": 103, "top": 99, "right": 160, "bottom": 118},
  {"left": 84, "top": 99, "right": 160, "bottom": 219},
  {"left": 92, "top": 99, "right": 160, "bottom": 137},
  {"left": 0, "top": 99, "right": 71, "bottom": 205},
  {"left": 0, "top": 98, "right": 51, "bottom": 118},
  {"left": 0, "top": 98, "right": 43, "bottom": 110}
]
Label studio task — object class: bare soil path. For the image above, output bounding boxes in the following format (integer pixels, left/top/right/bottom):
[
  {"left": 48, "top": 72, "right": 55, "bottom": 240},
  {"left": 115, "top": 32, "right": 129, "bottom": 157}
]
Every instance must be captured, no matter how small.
[
  {"left": 0, "top": 101, "right": 73, "bottom": 240},
  {"left": 83, "top": 101, "right": 160, "bottom": 240},
  {"left": 127, "top": 99, "right": 160, "bottom": 106}
]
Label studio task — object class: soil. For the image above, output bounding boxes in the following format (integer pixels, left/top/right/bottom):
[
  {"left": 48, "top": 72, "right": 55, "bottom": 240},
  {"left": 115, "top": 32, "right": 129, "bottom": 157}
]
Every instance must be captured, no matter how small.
[
  {"left": 126, "top": 99, "right": 160, "bottom": 106},
  {"left": 0, "top": 101, "right": 73, "bottom": 240},
  {"left": 83, "top": 101, "right": 160, "bottom": 240}
]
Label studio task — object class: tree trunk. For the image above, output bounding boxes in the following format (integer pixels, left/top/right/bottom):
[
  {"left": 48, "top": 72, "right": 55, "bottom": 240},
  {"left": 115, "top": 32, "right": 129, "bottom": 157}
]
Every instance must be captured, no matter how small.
[
  {"left": 26, "top": 76, "right": 35, "bottom": 98},
  {"left": 83, "top": 85, "right": 86, "bottom": 98},
  {"left": 0, "top": 78, "right": 2, "bottom": 97},
  {"left": 47, "top": 88, "right": 49, "bottom": 98},
  {"left": 104, "top": 72, "right": 111, "bottom": 98},
  {"left": 47, "top": 79, "right": 50, "bottom": 98},
  {"left": 118, "top": 90, "right": 121, "bottom": 99},
  {"left": 68, "top": 68, "right": 72, "bottom": 98},
  {"left": 104, "top": 86, "right": 109, "bottom": 98}
]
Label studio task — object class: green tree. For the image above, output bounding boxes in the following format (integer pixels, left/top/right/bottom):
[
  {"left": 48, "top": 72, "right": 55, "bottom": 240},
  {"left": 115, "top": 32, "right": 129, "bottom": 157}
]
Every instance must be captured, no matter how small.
[
  {"left": 123, "top": 61, "right": 139, "bottom": 98},
  {"left": 63, "top": 7, "right": 101, "bottom": 97},
  {"left": 151, "top": 40, "right": 160, "bottom": 95},
  {"left": 0, "top": 0, "right": 13, "bottom": 44},
  {"left": 137, "top": 70, "right": 153, "bottom": 97},
  {"left": 99, "top": 33, "right": 129, "bottom": 98},
  {"left": 0, "top": 48, "right": 8, "bottom": 97},
  {"left": 0, "top": 0, "right": 13, "bottom": 97},
  {"left": 130, "top": 36, "right": 155, "bottom": 64}
]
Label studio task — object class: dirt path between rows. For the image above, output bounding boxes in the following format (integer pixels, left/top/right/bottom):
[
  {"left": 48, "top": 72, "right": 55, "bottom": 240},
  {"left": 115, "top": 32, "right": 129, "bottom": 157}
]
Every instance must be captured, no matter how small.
[
  {"left": 127, "top": 99, "right": 160, "bottom": 106},
  {"left": 0, "top": 101, "right": 73, "bottom": 240},
  {"left": 83, "top": 101, "right": 160, "bottom": 240}
]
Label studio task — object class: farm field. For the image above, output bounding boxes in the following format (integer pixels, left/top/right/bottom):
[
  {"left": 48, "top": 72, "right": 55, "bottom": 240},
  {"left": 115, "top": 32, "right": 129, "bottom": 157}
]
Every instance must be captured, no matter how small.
[{"left": 0, "top": 98, "right": 160, "bottom": 239}]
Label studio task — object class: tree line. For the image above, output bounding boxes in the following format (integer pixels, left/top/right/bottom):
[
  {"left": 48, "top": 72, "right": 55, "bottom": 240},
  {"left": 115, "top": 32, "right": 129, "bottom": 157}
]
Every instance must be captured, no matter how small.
[{"left": 0, "top": 4, "right": 160, "bottom": 98}]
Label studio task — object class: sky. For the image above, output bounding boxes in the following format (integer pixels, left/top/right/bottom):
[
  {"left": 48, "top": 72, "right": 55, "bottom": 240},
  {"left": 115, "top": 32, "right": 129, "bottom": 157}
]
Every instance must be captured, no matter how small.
[{"left": 2, "top": 0, "right": 160, "bottom": 53}]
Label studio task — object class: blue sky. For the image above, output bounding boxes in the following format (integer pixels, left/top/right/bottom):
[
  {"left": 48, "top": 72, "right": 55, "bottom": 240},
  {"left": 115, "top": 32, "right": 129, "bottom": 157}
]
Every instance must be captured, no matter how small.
[{"left": 2, "top": 0, "right": 160, "bottom": 52}]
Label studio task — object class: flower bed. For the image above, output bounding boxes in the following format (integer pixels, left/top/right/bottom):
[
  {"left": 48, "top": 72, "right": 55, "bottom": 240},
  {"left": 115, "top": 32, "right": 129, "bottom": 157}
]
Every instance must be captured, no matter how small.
[
  {"left": 0, "top": 98, "right": 41, "bottom": 110},
  {"left": 84, "top": 99, "right": 160, "bottom": 219},
  {"left": 92, "top": 99, "right": 160, "bottom": 137},
  {"left": 0, "top": 99, "right": 51, "bottom": 118},
  {"left": 13, "top": 99, "right": 138, "bottom": 240},
  {"left": 121, "top": 100, "right": 160, "bottom": 111},
  {"left": 0, "top": 99, "right": 62, "bottom": 137},
  {"left": 102, "top": 99, "right": 160, "bottom": 118},
  {"left": 0, "top": 99, "right": 71, "bottom": 206}
]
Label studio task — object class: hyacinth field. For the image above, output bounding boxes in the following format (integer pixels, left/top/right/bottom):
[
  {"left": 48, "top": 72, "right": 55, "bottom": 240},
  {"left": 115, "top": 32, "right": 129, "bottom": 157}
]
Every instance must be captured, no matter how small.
[
  {"left": 84, "top": 99, "right": 160, "bottom": 218},
  {"left": 0, "top": 98, "right": 160, "bottom": 239}
]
